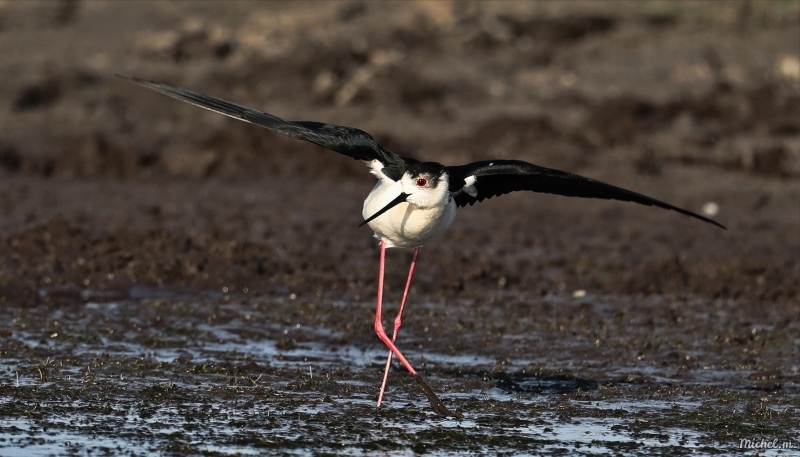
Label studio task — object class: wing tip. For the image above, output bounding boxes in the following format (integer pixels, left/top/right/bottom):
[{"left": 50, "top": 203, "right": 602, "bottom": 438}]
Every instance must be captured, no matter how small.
[
  {"left": 115, "top": 74, "right": 163, "bottom": 90},
  {"left": 115, "top": 74, "right": 144, "bottom": 84},
  {"left": 673, "top": 205, "right": 726, "bottom": 230},
  {"left": 705, "top": 217, "right": 727, "bottom": 230}
]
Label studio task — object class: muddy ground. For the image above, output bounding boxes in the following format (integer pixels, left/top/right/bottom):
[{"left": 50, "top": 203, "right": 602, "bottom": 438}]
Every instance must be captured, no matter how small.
[{"left": 0, "top": 1, "right": 799, "bottom": 455}]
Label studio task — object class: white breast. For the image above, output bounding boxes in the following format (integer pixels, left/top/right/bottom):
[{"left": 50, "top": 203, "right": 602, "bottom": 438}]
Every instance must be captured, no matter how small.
[{"left": 362, "top": 179, "right": 457, "bottom": 249}]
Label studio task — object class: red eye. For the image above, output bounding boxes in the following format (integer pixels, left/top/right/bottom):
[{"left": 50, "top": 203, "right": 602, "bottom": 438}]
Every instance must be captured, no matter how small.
[{"left": 416, "top": 178, "right": 427, "bottom": 187}]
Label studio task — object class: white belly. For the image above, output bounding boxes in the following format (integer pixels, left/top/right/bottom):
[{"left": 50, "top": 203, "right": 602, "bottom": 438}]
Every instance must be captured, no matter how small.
[{"left": 362, "top": 180, "right": 457, "bottom": 249}]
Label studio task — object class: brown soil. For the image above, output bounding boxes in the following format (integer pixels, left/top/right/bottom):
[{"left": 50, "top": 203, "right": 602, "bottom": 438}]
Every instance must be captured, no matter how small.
[{"left": 0, "top": 1, "right": 798, "bottom": 454}]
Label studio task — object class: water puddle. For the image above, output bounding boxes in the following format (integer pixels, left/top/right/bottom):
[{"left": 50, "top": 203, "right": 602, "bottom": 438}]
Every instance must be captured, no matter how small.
[{"left": 1, "top": 294, "right": 797, "bottom": 455}]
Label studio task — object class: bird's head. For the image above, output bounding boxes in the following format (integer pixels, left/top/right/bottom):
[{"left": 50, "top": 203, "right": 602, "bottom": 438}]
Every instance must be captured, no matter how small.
[
  {"left": 400, "top": 162, "right": 449, "bottom": 209},
  {"left": 359, "top": 162, "right": 449, "bottom": 227}
]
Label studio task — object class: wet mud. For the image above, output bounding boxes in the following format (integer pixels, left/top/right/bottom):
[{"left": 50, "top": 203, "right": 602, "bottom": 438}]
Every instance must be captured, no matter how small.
[{"left": 1, "top": 1, "right": 799, "bottom": 455}]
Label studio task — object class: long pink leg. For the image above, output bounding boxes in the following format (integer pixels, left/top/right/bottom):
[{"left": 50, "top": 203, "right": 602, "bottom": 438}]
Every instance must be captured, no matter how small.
[
  {"left": 377, "top": 247, "right": 420, "bottom": 407},
  {"left": 374, "top": 240, "right": 420, "bottom": 408}
]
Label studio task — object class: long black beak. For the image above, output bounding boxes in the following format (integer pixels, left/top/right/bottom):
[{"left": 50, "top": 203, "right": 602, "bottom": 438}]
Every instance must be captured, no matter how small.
[{"left": 359, "top": 193, "right": 410, "bottom": 228}]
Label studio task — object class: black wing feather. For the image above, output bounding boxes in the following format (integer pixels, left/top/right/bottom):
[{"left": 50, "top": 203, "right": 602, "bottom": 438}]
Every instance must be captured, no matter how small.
[
  {"left": 117, "top": 75, "right": 415, "bottom": 180},
  {"left": 448, "top": 160, "right": 725, "bottom": 229}
]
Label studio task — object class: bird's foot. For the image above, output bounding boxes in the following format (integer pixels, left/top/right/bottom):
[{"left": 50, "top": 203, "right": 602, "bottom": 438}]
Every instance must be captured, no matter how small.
[{"left": 413, "top": 374, "right": 462, "bottom": 418}]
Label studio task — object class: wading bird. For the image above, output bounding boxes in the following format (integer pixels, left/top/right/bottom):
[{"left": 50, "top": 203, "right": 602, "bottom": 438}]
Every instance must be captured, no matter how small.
[{"left": 119, "top": 75, "right": 724, "bottom": 417}]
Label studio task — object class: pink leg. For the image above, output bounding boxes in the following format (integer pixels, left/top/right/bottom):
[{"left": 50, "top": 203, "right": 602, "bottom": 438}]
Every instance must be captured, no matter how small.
[
  {"left": 374, "top": 240, "right": 419, "bottom": 408},
  {"left": 377, "top": 247, "right": 420, "bottom": 407}
]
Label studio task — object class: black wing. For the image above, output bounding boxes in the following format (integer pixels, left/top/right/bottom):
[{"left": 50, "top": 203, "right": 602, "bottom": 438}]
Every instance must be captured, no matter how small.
[
  {"left": 448, "top": 160, "right": 725, "bottom": 229},
  {"left": 117, "top": 75, "right": 415, "bottom": 180}
]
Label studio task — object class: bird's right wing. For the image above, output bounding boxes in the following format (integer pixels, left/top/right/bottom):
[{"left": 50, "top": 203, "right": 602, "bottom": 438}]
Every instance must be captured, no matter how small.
[
  {"left": 448, "top": 160, "right": 725, "bottom": 229},
  {"left": 117, "top": 75, "right": 415, "bottom": 179}
]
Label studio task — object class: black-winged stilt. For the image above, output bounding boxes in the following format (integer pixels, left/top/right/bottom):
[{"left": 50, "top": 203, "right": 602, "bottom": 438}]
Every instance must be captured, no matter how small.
[{"left": 119, "top": 75, "right": 724, "bottom": 417}]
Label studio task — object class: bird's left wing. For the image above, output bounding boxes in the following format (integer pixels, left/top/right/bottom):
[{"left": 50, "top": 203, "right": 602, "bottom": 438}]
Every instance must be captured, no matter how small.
[
  {"left": 117, "top": 75, "right": 415, "bottom": 179},
  {"left": 448, "top": 160, "right": 725, "bottom": 229}
]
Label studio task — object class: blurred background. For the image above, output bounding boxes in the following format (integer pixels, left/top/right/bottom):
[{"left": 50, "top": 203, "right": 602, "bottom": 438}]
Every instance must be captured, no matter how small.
[
  {"left": 0, "top": 0, "right": 798, "bottom": 301},
  {"left": 0, "top": 2, "right": 798, "bottom": 453}
]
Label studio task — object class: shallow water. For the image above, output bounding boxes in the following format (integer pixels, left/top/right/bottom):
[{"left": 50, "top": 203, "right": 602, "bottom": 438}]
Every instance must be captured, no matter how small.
[
  {"left": 1, "top": 1, "right": 798, "bottom": 454},
  {"left": 1, "top": 290, "right": 797, "bottom": 456}
]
